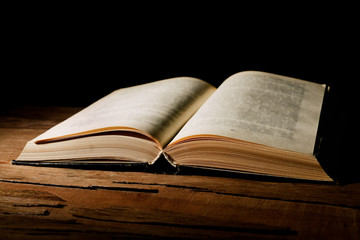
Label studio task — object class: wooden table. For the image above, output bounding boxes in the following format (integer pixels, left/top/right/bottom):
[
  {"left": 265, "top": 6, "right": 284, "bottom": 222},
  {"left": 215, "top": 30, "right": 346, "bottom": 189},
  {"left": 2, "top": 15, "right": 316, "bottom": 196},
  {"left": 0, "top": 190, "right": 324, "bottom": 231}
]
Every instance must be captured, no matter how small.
[{"left": 0, "top": 105, "right": 359, "bottom": 239}]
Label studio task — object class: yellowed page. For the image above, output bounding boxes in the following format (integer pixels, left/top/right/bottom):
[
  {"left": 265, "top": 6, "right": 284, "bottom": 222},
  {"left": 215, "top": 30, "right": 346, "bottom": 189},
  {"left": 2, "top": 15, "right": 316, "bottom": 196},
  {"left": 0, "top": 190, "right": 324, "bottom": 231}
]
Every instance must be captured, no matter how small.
[
  {"left": 34, "top": 77, "right": 216, "bottom": 147},
  {"left": 169, "top": 71, "right": 325, "bottom": 155}
]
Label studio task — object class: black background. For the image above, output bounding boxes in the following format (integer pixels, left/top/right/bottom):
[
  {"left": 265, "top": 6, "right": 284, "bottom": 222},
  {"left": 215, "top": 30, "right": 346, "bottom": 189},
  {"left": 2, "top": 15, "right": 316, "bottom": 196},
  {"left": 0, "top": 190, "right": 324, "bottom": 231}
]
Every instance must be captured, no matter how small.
[
  {"left": 2, "top": 5, "right": 358, "bottom": 182},
  {"left": 3, "top": 5, "right": 356, "bottom": 108}
]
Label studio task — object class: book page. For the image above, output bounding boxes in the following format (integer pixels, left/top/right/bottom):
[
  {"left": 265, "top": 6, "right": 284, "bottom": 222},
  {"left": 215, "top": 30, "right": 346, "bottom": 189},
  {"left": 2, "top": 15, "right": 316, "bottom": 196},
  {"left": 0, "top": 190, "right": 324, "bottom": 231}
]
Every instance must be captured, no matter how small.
[
  {"left": 34, "top": 77, "right": 216, "bottom": 147},
  {"left": 169, "top": 71, "right": 325, "bottom": 155}
]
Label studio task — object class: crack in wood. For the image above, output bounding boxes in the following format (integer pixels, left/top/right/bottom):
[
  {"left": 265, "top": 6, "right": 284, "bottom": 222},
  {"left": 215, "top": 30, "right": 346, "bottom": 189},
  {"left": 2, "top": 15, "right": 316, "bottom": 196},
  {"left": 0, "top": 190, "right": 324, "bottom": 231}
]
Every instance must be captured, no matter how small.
[
  {"left": 113, "top": 181, "right": 208, "bottom": 191},
  {"left": 72, "top": 213, "right": 297, "bottom": 236},
  {"left": 13, "top": 204, "right": 67, "bottom": 208},
  {"left": 12, "top": 227, "right": 189, "bottom": 239},
  {"left": 0, "top": 179, "right": 158, "bottom": 193},
  {"left": 113, "top": 181, "right": 360, "bottom": 210},
  {"left": 194, "top": 189, "right": 360, "bottom": 210},
  {"left": 3, "top": 210, "right": 50, "bottom": 216}
]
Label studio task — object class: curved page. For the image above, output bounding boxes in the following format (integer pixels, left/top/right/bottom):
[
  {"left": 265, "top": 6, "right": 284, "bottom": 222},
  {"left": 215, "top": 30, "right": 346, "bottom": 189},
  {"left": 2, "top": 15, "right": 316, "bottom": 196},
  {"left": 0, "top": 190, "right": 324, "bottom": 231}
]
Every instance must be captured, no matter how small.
[
  {"left": 34, "top": 77, "right": 216, "bottom": 147},
  {"left": 168, "top": 71, "right": 325, "bottom": 155}
]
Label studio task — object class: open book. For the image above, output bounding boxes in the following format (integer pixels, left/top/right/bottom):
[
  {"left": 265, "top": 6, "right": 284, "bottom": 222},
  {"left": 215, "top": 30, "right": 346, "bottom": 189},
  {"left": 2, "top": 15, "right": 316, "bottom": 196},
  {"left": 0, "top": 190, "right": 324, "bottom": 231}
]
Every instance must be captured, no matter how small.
[{"left": 14, "top": 71, "right": 332, "bottom": 181}]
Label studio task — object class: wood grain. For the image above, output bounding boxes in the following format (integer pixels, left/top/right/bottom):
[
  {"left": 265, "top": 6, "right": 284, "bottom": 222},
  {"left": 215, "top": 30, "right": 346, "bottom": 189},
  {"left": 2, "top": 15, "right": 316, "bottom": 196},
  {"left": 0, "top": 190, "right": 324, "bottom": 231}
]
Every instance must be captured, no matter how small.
[{"left": 1, "top": 105, "right": 359, "bottom": 239}]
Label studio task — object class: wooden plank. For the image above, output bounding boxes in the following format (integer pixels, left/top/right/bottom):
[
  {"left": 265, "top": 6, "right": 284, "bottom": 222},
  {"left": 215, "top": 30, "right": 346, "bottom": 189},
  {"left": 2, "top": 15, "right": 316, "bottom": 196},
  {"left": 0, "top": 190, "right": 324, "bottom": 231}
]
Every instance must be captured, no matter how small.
[
  {"left": 0, "top": 163, "right": 359, "bottom": 209},
  {"left": 0, "top": 105, "right": 359, "bottom": 239},
  {"left": 0, "top": 179, "right": 359, "bottom": 239}
]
